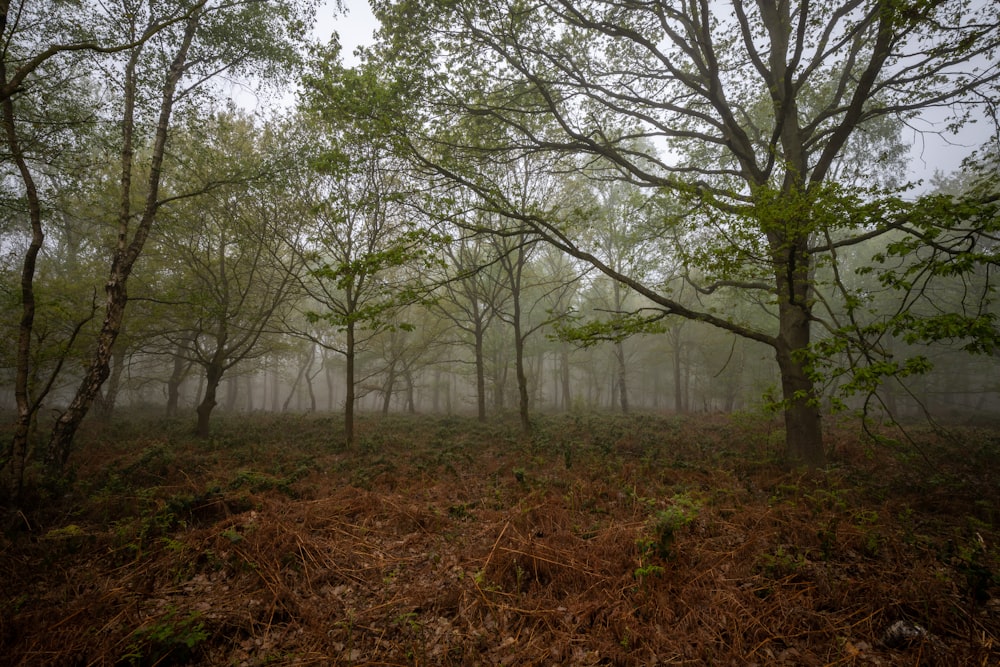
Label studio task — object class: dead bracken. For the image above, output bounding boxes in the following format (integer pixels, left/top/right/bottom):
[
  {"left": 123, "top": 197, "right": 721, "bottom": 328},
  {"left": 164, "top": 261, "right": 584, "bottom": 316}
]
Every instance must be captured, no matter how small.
[{"left": 2, "top": 412, "right": 998, "bottom": 665}]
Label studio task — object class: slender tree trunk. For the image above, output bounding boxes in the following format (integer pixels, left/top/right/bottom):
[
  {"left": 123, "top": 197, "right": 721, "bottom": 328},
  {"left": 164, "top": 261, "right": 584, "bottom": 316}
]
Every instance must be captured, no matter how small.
[
  {"left": 672, "top": 329, "right": 684, "bottom": 413},
  {"left": 514, "top": 327, "right": 530, "bottom": 435},
  {"left": 474, "top": 323, "right": 487, "bottom": 421},
  {"left": 615, "top": 340, "right": 629, "bottom": 414},
  {"left": 304, "top": 347, "right": 317, "bottom": 412},
  {"left": 2, "top": 60, "right": 44, "bottom": 494},
  {"left": 381, "top": 360, "right": 396, "bottom": 415},
  {"left": 325, "top": 354, "right": 336, "bottom": 412},
  {"left": 404, "top": 369, "right": 416, "bottom": 414},
  {"left": 344, "top": 322, "right": 356, "bottom": 447},
  {"left": 283, "top": 355, "right": 306, "bottom": 411},
  {"left": 560, "top": 343, "right": 571, "bottom": 411},
  {"left": 44, "top": 10, "right": 201, "bottom": 469}
]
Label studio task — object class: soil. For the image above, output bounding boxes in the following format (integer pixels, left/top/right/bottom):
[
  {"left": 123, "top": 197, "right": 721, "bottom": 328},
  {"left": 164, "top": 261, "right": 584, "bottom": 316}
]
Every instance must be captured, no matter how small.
[{"left": 1, "top": 412, "right": 998, "bottom": 665}]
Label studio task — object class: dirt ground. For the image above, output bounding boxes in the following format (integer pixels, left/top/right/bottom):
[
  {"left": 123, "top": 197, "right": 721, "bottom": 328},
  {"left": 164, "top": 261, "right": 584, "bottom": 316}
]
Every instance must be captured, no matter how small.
[{"left": 2, "top": 412, "right": 998, "bottom": 665}]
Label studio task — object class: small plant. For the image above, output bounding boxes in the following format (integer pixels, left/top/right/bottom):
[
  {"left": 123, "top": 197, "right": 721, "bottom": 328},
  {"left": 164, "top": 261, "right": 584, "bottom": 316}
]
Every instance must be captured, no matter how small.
[
  {"left": 633, "top": 534, "right": 667, "bottom": 585},
  {"left": 756, "top": 545, "right": 806, "bottom": 580},
  {"left": 647, "top": 493, "right": 702, "bottom": 559},
  {"left": 121, "top": 608, "right": 208, "bottom": 666}
]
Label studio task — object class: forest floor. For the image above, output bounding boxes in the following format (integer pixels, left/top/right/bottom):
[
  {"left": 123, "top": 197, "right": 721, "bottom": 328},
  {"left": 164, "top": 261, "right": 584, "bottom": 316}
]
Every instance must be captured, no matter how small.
[{"left": 1, "top": 411, "right": 999, "bottom": 666}]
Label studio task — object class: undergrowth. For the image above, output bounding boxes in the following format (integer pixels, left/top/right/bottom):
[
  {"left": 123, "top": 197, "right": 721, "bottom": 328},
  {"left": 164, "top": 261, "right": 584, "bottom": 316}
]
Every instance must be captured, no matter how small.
[{"left": 1, "top": 411, "right": 998, "bottom": 665}]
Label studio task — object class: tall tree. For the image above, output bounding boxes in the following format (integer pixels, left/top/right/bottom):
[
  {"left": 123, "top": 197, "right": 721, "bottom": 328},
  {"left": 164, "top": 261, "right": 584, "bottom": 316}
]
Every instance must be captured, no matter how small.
[
  {"left": 0, "top": 0, "right": 173, "bottom": 494},
  {"left": 290, "top": 106, "right": 441, "bottom": 446},
  {"left": 40, "top": 0, "right": 318, "bottom": 469},
  {"left": 371, "top": 0, "right": 1000, "bottom": 466}
]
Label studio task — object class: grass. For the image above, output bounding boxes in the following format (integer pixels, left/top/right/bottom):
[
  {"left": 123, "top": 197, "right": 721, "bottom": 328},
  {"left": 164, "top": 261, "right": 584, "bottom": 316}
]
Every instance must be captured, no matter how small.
[{"left": 1, "top": 411, "right": 998, "bottom": 665}]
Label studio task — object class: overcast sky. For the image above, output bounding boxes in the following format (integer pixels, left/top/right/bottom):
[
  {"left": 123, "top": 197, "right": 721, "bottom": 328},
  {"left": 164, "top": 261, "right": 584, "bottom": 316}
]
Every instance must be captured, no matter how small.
[{"left": 322, "top": 0, "right": 378, "bottom": 66}]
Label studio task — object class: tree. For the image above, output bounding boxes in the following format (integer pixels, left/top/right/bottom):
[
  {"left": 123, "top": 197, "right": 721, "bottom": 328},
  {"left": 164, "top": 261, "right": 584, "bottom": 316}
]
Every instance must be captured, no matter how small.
[
  {"left": 370, "top": 0, "right": 1000, "bottom": 466},
  {"left": 35, "top": 0, "right": 318, "bottom": 469},
  {"left": 147, "top": 110, "right": 302, "bottom": 437},
  {"left": 433, "top": 229, "right": 511, "bottom": 421},
  {"left": 0, "top": 0, "right": 179, "bottom": 494},
  {"left": 291, "top": 105, "right": 442, "bottom": 446}
]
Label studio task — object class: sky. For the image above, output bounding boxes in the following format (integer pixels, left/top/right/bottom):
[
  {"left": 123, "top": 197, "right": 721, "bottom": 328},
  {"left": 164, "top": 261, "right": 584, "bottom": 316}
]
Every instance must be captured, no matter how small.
[{"left": 320, "top": 0, "right": 378, "bottom": 66}]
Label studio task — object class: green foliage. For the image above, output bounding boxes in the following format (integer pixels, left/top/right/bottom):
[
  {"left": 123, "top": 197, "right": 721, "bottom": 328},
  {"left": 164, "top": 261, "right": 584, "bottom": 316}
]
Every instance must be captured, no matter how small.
[
  {"left": 121, "top": 608, "right": 209, "bottom": 666},
  {"left": 554, "top": 309, "right": 667, "bottom": 347},
  {"left": 635, "top": 492, "right": 702, "bottom": 568},
  {"left": 755, "top": 545, "right": 806, "bottom": 580}
]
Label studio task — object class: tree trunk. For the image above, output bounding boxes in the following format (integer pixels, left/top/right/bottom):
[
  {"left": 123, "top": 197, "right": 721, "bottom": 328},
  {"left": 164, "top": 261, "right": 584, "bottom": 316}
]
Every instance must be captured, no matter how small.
[
  {"left": 672, "top": 329, "right": 684, "bottom": 413},
  {"left": 381, "top": 360, "right": 397, "bottom": 415},
  {"left": 325, "top": 354, "right": 337, "bottom": 412},
  {"left": 3, "top": 63, "right": 45, "bottom": 495},
  {"left": 304, "top": 347, "right": 317, "bottom": 412},
  {"left": 474, "top": 324, "right": 487, "bottom": 421},
  {"left": 514, "top": 332, "right": 531, "bottom": 435},
  {"left": 773, "top": 237, "right": 825, "bottom": 468},
  {"left": 404, "top": 369, "right": 416, "bottom": 414},
  {"left": 96, "top": 344, "right": 127, "bottom": 420},
  {"left": 615, "top": 340, "right": 629, "bottom": 414},
  {"left": 166, "top": 346, "right": 190, "bottom": 418},
  {"left": 560, "top": 342, "right": 571, "bottom": 411},
  {"left": 283, "top": 355, "right": 306, "bottom": 411},
  {"left": 46, "top": 280, "right": 128, "bottom": 467},
  {"left": 195, "top": 360, "right": 224, "bottom": 437},
  {"left": 344, "top": 322, "right": 356, "bottom": 447}
]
